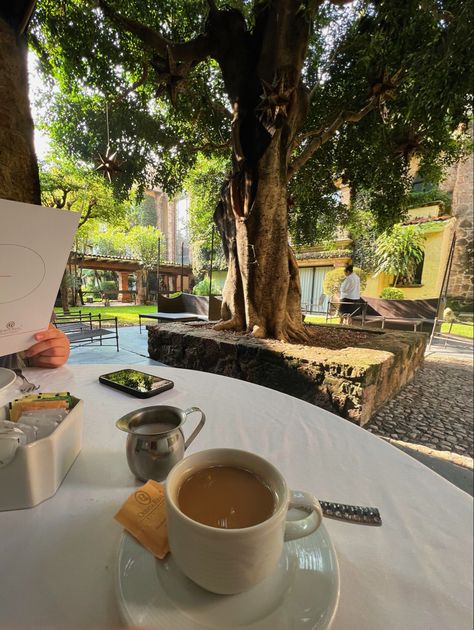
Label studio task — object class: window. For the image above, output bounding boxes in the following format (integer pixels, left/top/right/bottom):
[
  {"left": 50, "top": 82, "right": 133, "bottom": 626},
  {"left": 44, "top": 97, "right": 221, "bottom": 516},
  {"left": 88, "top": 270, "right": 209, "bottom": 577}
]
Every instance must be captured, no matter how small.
[
  {"left": 413, "top": 253, "right": 424, "bottom": 285},
  {"left": 397, "top": 253, "right": 424, "bottom": 286},
  {"left": 411, "top": 173, "right": 434, "bottom": 193}
]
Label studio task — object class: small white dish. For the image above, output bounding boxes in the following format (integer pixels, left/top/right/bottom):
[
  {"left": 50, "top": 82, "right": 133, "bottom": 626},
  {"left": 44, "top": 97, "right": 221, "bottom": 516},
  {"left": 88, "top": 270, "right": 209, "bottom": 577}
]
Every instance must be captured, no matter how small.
[
  {"left": 116, "top": 523, "right": 340, "bottom": 630},
  {"left": 0, "top": 368, "right": 16, "bottom": 393}
]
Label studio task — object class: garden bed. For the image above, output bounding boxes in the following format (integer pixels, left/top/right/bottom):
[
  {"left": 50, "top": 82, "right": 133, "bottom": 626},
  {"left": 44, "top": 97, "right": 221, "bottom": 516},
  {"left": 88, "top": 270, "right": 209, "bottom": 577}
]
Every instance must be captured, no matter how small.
[{"left": 147, "top": 322, "right": 427, "bottom": 425}]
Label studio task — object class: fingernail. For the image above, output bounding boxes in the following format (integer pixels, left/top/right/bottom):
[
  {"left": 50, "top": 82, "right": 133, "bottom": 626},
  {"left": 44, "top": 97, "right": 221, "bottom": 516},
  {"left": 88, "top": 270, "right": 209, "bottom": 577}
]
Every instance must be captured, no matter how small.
[{"left": 35, "top": 333, "right": 44, "bottom": 340}]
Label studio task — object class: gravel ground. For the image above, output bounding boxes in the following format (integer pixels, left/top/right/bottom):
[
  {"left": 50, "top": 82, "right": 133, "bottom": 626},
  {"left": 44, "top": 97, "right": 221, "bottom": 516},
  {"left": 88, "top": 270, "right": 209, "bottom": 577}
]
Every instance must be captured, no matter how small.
[{"left": 366, "top": 354, "right": 474, "bottom": 459}]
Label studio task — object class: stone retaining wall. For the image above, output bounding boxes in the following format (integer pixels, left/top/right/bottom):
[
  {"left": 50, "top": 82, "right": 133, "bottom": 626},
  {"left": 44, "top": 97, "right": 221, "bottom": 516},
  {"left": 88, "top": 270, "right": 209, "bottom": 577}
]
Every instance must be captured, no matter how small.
[{"left": 148, "top": 323, "right": 426, "bottom": 425}]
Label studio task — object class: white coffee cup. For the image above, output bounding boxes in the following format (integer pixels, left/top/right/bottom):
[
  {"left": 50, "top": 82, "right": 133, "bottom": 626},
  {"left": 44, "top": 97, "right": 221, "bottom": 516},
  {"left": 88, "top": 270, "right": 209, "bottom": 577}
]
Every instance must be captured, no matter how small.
[{"left": 165, "top": 448, "right": 323, "bottom": 594}]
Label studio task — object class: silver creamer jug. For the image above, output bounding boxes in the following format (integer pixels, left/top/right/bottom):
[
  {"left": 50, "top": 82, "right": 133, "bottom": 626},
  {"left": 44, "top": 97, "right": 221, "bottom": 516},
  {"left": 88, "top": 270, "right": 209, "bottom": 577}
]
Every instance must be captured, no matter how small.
[{"left": 116, "top": 405, "right": 205, "bottom": 481}]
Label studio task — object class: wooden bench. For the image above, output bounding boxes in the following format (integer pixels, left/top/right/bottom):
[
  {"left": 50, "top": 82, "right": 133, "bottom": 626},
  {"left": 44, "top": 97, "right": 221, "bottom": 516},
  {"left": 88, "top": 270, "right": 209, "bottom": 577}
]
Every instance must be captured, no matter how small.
[
  {"left": 139, "top": 294, "right": 222, "bottom": 333},
  {"left": 355, "top": 297, "right": 438, "bottom": 332}
]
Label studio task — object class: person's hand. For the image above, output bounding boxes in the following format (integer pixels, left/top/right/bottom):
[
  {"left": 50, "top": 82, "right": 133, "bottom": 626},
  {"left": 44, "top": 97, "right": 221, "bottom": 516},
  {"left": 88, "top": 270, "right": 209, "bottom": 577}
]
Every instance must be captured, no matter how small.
[{"left": 24, "top": 324, "right": 70, "bottom": 368}]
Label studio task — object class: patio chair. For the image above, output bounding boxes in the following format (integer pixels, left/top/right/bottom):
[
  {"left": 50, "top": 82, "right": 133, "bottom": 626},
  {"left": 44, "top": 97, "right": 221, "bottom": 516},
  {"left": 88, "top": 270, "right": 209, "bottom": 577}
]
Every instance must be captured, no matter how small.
[{"left": 55, "top": 313, "right": 119, "bottom": 351}]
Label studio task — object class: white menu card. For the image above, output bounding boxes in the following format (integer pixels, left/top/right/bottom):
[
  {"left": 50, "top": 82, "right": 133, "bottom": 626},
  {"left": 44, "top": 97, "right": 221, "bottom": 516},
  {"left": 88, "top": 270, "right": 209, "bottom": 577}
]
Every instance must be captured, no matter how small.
[{"left": 0, "top": 198, "right": 80, "bottom": 357}]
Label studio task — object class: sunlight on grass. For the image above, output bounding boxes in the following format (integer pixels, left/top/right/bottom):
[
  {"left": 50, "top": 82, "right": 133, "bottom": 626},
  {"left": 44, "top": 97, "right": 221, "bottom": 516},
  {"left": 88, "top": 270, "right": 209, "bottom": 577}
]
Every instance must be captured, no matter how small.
[
  {"left": 304, "top": 315, "right": 337, "bottom": 325},
  {"left": 54, "top": 305, "right": 157, "bottom": 326},
  {"left": 440, "top": 322, "right": 474, "bottom": 339}
]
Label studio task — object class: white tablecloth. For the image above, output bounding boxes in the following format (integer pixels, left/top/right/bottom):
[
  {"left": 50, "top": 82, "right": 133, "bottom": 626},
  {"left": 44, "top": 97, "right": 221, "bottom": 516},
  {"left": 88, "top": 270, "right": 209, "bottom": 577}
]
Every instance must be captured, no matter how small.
[{"left": 0, "top": 364, "right": 472, "bottom": 630}]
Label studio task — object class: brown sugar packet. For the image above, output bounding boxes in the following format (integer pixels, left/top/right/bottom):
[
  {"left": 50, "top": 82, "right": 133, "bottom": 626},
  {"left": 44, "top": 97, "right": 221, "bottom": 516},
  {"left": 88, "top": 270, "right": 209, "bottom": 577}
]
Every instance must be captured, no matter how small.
[
  {"left": 114, "top": 480, "right": 170, "bottom": 559},
  {"left": 9, "top": 393, "right": 72, "bottom": 422}
]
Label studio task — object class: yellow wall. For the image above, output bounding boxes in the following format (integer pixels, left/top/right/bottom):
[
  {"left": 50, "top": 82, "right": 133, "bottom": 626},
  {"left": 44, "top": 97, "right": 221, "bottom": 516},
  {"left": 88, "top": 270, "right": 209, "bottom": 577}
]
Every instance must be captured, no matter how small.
[
  {"left": 363, "top": 219, "right": 456, "bottom": 299},
  {"left": 207, "top": 270, "right": 227, "bottom": 294},
  {"left": 364, "top": 274, "right": 387, "bottom": 298},
  {"left": 407, "top": 204, "right": 442, "bottom": 220}
]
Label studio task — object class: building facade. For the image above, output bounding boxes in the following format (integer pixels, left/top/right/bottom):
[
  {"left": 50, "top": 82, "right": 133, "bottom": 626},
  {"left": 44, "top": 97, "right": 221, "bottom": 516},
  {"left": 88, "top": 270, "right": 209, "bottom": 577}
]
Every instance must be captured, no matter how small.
[
  {"left": 144, "top": 189, "right": 191, "bottom": 265},
  {"left": 295, "top": 151, "right": 473, "bottom": 311},
  {"left": 442, "top": 152, "right": 474, "bottom": 307}
]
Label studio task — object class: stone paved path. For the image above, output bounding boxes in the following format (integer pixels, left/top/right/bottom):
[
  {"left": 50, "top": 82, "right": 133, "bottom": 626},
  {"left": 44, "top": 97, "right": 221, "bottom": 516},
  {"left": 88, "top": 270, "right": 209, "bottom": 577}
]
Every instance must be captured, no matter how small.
[{"left": 366, "top": 354, "right": 474, "bottom": 459}]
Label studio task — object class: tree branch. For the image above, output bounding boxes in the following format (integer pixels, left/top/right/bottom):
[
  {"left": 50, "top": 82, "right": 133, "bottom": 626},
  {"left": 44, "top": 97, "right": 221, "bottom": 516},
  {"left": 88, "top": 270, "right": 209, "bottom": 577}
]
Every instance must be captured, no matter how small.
[
  {"left": 206, "top": 0, "right": 218, "bottom": 13},
  {"left": 97, "top": 0, "right": 212, "bottom": 64},
  {"left": 78, "top": 198, "right": 97, "bottom": 228},
  {"left": 114, "top": 64, "right": 149, "bottom": 103},
  {"left": 190, "top": 139, "right": 231, "bottom": 153},
  {"left": 288, "top": 97, "right": 378, "bottom": 179},
  {"left": 52, "top": 188, "right": 71, "bottom": 209}
]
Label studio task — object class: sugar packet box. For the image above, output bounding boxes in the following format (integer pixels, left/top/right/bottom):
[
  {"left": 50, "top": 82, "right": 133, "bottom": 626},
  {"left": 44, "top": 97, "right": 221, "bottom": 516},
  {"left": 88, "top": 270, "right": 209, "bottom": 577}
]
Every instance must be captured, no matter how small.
[{"left": 0, "top": 397, "right": 83, "bottom": 511}]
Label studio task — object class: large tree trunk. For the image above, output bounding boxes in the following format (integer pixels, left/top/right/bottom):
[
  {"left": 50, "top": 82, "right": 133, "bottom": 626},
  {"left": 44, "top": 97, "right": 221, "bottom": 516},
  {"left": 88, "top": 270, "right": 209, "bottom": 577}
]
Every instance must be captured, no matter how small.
[
  {"left": 215, "top": 138, "right": 305, "bottom": 341},
  {"left": 211, "top": 3, "right": 311, "bottom": 341},
  {"left": 0, "top": 16, "right": 40, "bottom": 204}
]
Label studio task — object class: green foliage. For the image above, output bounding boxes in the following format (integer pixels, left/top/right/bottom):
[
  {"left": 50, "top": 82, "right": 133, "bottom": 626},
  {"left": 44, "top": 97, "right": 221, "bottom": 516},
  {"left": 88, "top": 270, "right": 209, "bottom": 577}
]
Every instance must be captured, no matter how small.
[
  {"left": 192, "top": 278, "right": 211, "bottom": 296},
  {"left": 417, "top": 220, "right": 449, "bottom": 234},
  {"left": 29, "top": 0, "right": 474, "bottom": 242},
  {"left": 323, "top": 267, "right": 368, "bottom": 296},
  {"left": 380, "top": 287, "right": 405, "bottom": 300},
  {"left": 184, "top": 154, "right": 228, "bottom": 276},
  {"left": 77, "top": 223, "right": 127, "bottom": 257},
  {"left": 374, "top": 224, "right": 425, "bottom": 286},
  {"left": 100, "top": 279, "right": 118, "bottom": 299},
  {"left": 30, "top": 0, "right": 230, "bottom": 199},
  {"left": 347, "top": 204, "right": 381, "bottom": 272},
  {"left": 192, "top": 277, "right": 224, "bottom": 296},
  {"left": 39, "top": 150, "right": 130, "bottom": 227},
  {"left": 126, "top": 225, "right": 163, "bottom": 269},
  {"left": 407, "top": 189, "right": 452, "bottom": 212},
  {"left": 135, "top": 195, "right": 158, "bottom": 227}
]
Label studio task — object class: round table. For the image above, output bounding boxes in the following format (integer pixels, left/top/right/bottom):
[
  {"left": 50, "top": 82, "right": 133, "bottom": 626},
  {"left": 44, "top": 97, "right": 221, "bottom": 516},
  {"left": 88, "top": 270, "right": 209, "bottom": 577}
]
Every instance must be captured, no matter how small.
[{"left": 0, "top": 364, "right": 472, "bottom": 629}]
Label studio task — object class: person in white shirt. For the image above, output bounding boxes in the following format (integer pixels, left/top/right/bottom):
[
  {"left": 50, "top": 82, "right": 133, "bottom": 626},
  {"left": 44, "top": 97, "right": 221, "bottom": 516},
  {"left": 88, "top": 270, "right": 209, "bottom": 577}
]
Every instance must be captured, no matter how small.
[{"left": 339, "top": 264, "right": 361, "bottom": 324}]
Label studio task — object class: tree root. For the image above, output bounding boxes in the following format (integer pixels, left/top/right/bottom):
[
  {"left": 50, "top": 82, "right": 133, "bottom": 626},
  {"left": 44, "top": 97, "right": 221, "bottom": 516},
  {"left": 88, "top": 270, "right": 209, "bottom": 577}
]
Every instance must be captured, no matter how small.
[
  {"left": 213, "top": 316, "right": 244, "bottom": 332},
  {"left": 251, "top": 324, "right": 266, "bottom": 338},
  {"left": 284, "top": 317, "right": 310, "bottom": 343}
]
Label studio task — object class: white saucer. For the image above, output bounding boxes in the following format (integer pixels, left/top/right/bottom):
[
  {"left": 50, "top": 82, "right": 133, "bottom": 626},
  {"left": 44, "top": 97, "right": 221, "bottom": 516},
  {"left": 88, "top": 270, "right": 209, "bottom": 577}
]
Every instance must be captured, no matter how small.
[
  {"left": 116, "top": 524, "right": 340, "bottom": 630},
  {"left": 0, "top": 368, "right": 16, "bottom": 393}
]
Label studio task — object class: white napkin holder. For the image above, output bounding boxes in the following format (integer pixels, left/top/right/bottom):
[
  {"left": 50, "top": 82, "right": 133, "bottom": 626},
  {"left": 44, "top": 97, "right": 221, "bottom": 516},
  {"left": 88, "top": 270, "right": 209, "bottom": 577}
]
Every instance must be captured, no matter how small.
[{"left": 0, "top": 397, "right": 83, "bottom": 511}]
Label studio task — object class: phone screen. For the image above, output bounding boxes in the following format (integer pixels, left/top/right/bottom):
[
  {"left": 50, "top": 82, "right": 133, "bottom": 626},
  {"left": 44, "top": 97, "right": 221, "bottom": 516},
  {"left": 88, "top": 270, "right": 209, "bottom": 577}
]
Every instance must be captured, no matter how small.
[{"left": 100, "top": 369, "right": 171, "bottom": 394}]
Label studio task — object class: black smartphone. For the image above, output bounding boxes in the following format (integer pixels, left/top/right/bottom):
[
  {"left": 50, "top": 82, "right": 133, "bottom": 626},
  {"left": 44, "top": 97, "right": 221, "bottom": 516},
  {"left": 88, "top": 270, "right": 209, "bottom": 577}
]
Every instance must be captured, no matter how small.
[{"left": 99, "top": 368, "right": 174, "bottom": 398}]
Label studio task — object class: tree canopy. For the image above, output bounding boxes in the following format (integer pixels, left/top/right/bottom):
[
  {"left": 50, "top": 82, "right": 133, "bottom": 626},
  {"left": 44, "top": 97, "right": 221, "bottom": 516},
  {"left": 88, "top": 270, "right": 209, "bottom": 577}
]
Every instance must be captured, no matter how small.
[
  {"left": 31, "top": 0, "right": 473, "bottom": 243},
  {"left": 26, "top": 0, "right": 474, "bottom": 340},
  {"left": 184, "top": 153, "right": 228, "bottom": 278},
  {"left": 39, "top": 149, "right": 130, "bottom": 227}
]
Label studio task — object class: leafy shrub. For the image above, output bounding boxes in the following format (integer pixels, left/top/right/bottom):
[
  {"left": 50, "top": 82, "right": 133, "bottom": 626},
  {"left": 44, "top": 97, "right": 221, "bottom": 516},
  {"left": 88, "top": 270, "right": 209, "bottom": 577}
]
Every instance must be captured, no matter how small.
[
  {"left": 374, "top": 224, "right": 425, "bottom": 285},
  {"left": 323, "top": 267, "right": 368, "bottom": 296},
  {"left": 100, "top": 280, "right": 118, "bottom": 299},
  {"left": 380, "top": 287, "right": 405, "bottom": 299},
  {"left": 407, "top": 189, "right": 452, "bottom": 212},
  {"left": 193, "top": 279, "right": 211, "bottom": 295},
  {"left": 193, "top": 278, "right": 223, "bottom": 296}
]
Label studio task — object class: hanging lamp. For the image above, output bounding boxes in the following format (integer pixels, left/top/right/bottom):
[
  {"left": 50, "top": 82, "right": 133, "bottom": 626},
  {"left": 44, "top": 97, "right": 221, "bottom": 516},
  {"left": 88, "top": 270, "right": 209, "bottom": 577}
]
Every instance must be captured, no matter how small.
[{"left": 96, "top": 101, "right": 122, "bottom": 182}]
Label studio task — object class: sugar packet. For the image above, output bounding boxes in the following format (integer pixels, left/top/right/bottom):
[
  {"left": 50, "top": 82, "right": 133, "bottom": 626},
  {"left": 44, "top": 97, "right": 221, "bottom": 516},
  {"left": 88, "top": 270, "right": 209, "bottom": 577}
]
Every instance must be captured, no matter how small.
[{"left": 114, "top": 480, "right": 169, "bottom": 559}]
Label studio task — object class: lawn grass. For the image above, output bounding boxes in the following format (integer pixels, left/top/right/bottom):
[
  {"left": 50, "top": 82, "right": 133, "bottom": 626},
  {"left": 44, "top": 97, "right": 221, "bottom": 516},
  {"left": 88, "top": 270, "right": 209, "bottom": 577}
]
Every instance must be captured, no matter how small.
[
  {"left": 54, "top": 304, "right": 157, "bottom": 326},
  {"left": 304, "top": 315, "right": 337, "bottom": 325},
  {"left": 440, "top": 322, "right": 474, "bottom": 339}
]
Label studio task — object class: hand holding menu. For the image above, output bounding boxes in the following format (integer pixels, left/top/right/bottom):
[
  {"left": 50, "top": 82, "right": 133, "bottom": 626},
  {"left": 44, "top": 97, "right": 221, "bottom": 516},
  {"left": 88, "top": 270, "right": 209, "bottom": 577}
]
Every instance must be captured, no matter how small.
[{"left": 0, "top": 198, "right": 80, "bottom": 357}]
